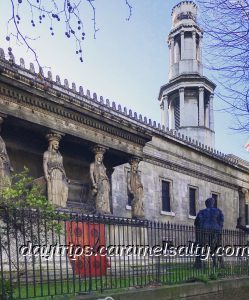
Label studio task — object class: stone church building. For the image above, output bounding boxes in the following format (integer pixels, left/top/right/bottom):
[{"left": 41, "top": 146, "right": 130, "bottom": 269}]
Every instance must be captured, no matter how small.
[{"left": 0, "top": 1, "right": 248, "bottom": 228}]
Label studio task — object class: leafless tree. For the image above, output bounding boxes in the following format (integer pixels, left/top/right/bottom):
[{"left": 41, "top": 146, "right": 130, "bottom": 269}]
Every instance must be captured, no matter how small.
[
  {"left": 197, "top": 0, "right": 249, "bottom": 130},
  {"left": 5, "top": 0, "right": 132, "bottom": 69}
]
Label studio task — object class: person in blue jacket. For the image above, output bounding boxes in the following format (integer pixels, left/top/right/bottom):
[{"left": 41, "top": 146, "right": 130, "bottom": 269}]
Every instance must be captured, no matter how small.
[{"left": 194, "top": 197, "right": 224, "bottom": 268}]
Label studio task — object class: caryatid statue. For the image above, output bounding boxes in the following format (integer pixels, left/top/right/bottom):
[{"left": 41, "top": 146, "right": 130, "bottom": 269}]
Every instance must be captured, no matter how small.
[
  {"left": 127, "top": 157, "right": 144, "bottom": 219},
  {"left": 90, "top": 145, "right": 111, "bottom": 215},
  {"left": 0, "top": 117, "right": 12, "bottom": 191},
  {"left": 43, "top": 131, "right": 69, "bottom": 208}
]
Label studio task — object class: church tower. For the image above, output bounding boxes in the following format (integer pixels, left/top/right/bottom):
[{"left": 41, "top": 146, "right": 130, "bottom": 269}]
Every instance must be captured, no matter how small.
[{"left": 158, "top": 1, "right": 216, "bottom": 147}]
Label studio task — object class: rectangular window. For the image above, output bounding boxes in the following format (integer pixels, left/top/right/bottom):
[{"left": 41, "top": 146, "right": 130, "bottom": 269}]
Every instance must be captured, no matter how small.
[
  {"left": 189, "top": 187, "right": 197, "bottom": 216},
  {"left": 162, "top": 180, "right": 171, "bottom": 212},
  {"left": 212, "top": 193, "right": 218, "bottom": 208},
  {"left": 245, "top": 204, "right": 249, "bottom": 225},
  {"left": 128, "top": 193, "right": 133, "bottom": 206}
]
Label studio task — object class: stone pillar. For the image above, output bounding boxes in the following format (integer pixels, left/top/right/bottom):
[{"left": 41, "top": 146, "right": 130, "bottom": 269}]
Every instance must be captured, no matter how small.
[
  {"left": 192, "top": 31, "right": 196, "bottom": 60},
  {"left": 106, "top": 167, "right": 115, "bottom": 214},
  {"left": 198, "top": 87, "right": 204, "bottom": 126},
  {"left": 239, "top": 188, "right": 248, "bottom": 226},
  {"left": 160, "top": 99, "right": 165, "bottom": 126},
  {"left": 205, "top": 101, "right": 210, "bottom": 128},
  {"left": 170, "top": 38, "right": 174, "bottom": 64},
  {"left": 179, "top": 88, "right": 185, "bottom": 127},
  {"left": 209, "top": 93, "right": 214, "bottom": 131},
  {"left": 161, "top": 95, "right": 169, "bottom": 128},
  {"left": 198, "top": 34, "right": 203, "bottom": 62},
  {"left": 175, "top": 40, "right": 180, "bottom": 63},
  {"left": 181, "top": 31, "right": 185, "bottom": 60}
]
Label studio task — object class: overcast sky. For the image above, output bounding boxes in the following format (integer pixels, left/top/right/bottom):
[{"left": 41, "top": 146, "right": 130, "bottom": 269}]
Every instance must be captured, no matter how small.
[{"left": 0, "top": 0, "right": 248, "bottom": 159}]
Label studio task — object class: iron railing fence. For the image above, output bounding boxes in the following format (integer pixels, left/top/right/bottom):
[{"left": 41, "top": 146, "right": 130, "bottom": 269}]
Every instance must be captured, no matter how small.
[{"left": 0, "top": 208, "right": 248, "bottom": 299}]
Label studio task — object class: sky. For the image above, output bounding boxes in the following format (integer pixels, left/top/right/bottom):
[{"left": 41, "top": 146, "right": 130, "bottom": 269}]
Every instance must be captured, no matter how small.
[{"left": 0, "top": 0, "right": 248, "bottom": 160}]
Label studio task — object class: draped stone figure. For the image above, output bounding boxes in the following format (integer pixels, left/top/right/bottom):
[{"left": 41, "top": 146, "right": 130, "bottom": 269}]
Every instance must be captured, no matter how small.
[
  {"left": 0, "top": 117, "right": 12, "bottom": 191},
  {"left": 90, "top": 146, "right": 111, "bottom": 215},
  {"left": 43, "top": 131, "right": 68, "bottom": 207},
  {"left": 127, "top": 157, "right": 144, "bottom": 219}
]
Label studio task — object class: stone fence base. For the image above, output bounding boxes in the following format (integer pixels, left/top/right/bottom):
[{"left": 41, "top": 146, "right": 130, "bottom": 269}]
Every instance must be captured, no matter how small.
[{"left": 75, "top": 277, "right": 249, "bottom": 300}]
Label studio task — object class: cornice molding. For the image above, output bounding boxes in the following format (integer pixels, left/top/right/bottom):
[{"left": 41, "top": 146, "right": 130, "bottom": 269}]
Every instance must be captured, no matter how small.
[
  {"left": 144, "top": 155, "right": 241, "bottom": 190},
  {"left": 0, "top": 83, "right": 148, "bottom": 146}
]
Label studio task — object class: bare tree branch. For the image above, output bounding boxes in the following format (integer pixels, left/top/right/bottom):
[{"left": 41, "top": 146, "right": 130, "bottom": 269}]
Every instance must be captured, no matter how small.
[
  {"left": 197, "top": 0, "right": 249, "bottom": 131},
  {"left": 5, "top": 0, "right": 133, "bottom": 67}
]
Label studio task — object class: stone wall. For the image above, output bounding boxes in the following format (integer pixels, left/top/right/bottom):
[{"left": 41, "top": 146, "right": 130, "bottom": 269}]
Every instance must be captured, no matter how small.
[
  {"left": 112, "top": 136, "right": 249, "bottom": 227},
  {"left": 75, "top": 277, "right": 249, "bottom": 300}
]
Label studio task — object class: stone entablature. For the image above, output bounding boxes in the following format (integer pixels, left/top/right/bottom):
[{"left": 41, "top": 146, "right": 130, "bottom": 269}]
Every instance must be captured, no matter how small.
[{"left": 0, "top": 50, "right": 248, "bottom": 173}]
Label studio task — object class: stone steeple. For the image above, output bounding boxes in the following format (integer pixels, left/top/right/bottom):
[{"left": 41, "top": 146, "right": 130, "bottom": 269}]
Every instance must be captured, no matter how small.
[{"left": 158, "top": 1, "right": 216, "bottom": 147}]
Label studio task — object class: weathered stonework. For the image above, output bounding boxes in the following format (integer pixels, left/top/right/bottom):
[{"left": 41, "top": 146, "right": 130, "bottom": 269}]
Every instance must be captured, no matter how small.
[{"left": 0, "top": 1, "right": 248, "bottom": 228}]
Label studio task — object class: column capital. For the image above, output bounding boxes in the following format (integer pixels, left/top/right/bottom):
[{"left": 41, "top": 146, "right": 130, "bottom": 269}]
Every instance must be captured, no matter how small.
[
  {"left": 45, "top": 130, "right": 64, "bottom": 143},
  {"left": 199, "top": 87, "right": 204, "bottom": 93},
  {"left": 91, "top": 144, "right": 109, "bottom": 155},
  {"left": 179, "top": 87, "right": 184, "bottom": 93},
  {"left": 192, "top": 31, "right": 196, "bottom": 37},
  {"left": 210, "top": 93, "right": 214, "bottom": 98},
  {"left": 160, "top": 100, "right": 164, "bottom": 110},
  {"left": 239, "top": 187, "right": 248, "bottom": 195},
  {"left": 129, "top": 156, "right": 142, "bottom": 166},
  {"left": 181, "top": 31, "right": 184, "bottom": 36}
]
